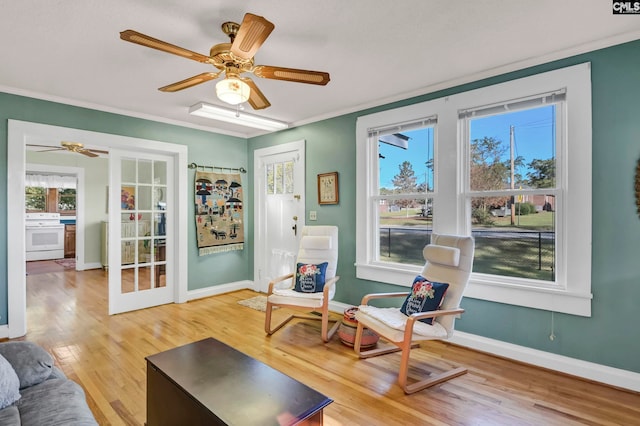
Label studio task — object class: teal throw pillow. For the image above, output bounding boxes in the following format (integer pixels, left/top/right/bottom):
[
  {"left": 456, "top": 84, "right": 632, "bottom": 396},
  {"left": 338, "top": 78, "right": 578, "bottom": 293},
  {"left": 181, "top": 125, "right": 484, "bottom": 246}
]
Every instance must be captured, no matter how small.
[
  {"left": 294, "top": 262, "right": 328, "bottom": 293},
  {"left": 400, "top": 275, "right": 449, "bottom": 325}
]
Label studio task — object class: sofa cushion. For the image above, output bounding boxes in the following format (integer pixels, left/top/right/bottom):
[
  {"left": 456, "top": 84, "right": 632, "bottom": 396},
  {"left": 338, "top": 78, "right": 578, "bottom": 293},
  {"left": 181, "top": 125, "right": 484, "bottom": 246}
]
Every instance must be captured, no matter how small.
[
  {"left": 0, "top": 342, "right": 53, "bottom": 389},
  {"left": 0, "top": 354, "right": 21, "bottom": 410},
  {"left": 17, "top": 378, "right": 97, "bottom": 426},
  {"left": 0, "top": 405, "right": 20, "bottom": 425}
]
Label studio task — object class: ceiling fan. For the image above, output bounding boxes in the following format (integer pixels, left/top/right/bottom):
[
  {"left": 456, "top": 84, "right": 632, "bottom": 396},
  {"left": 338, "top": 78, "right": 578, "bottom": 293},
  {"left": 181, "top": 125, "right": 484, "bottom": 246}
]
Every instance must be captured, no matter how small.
[
  {"left": 120, "top": 12, "right": 330, "bottom": 110},
  {"left": 27, "top": 142, "right": 109, "bottom": 158}
]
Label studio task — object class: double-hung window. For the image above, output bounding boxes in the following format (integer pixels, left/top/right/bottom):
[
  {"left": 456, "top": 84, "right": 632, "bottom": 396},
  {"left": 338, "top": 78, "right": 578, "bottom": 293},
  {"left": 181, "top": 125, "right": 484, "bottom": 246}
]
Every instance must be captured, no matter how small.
[
  {"left": 460, "top": 92, "right": 563, "bottom": 283},
  {"left": 356, "top": 63, "right": 592, "bottom": 316}
]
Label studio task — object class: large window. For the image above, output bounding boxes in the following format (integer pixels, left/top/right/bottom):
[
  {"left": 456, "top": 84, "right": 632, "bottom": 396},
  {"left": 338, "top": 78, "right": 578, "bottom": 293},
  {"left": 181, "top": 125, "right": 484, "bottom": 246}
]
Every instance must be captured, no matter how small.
[
  {"left": 356, "top": 63, "right": 592, "bottom": 316},
  {"left": 462, "top": 97, "right": 561, "bottom": 283}
]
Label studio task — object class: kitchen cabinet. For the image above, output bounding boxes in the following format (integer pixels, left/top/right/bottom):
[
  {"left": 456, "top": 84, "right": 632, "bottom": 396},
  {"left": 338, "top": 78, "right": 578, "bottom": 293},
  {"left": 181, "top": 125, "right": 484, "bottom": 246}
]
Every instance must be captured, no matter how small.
[{"left": 64, "top": 224, "right": 76, "bottom": 258}]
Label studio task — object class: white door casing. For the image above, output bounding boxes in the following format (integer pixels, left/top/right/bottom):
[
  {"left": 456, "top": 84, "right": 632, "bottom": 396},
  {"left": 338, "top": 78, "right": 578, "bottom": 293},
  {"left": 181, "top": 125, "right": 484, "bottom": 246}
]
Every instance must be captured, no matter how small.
[
  {"left": 253, "top": 140, "right": 306, "bottom": 293},
  {"left": 6, "top": 120, "right": 188, "bottom": 338}
]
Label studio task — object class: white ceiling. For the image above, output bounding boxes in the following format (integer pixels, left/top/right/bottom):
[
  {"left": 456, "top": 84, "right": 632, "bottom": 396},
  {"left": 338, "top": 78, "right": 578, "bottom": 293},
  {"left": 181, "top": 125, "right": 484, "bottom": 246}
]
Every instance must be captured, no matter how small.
[{"left": 2, "top": 1, "right": 640, "bottom": 138}]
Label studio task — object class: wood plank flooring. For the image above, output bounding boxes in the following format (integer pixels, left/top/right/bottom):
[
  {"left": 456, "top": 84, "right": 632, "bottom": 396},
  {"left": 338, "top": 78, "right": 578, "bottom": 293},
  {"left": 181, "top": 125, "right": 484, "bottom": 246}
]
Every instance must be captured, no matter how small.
[{"left": 14, "top": 262, "right": 640, "bottom": 425}]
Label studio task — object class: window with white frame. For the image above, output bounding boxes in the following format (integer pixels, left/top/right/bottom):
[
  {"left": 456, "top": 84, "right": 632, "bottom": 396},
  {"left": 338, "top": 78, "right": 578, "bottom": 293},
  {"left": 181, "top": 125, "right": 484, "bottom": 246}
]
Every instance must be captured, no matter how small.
[
  {"left": 460, "top": 93, "right": 563, "bottom": 283},
  {"left": 356, "top": 63, "right": 592, "bottom": 316}
]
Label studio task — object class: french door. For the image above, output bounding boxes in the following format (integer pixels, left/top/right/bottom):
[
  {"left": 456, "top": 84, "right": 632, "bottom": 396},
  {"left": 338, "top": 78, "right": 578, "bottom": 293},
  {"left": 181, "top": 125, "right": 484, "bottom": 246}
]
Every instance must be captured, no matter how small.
[{"left": 108, "top": 149, "right": 174, "bottom": 314}]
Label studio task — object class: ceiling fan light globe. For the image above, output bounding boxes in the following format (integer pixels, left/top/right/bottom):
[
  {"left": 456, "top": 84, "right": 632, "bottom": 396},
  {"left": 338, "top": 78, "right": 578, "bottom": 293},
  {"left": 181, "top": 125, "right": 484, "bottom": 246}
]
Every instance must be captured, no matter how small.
[{"left": 216, "top": 77, "right": 250, "bottom": 105}]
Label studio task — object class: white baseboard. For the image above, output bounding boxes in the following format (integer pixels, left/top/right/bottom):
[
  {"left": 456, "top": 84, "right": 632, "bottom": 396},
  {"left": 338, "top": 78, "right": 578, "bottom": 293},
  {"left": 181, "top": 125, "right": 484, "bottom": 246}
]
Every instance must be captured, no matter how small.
[
  {"left": 77, "top": 262, "right": 102, "bottom": 271},
  {"left": 330, "top": 300, "right": 352, "bottom": 314},
  {"left": 0, "top": 325, "right": 8, "bottom": 339},
  {"left": 450, "top": 331, "right": 640, "bottom": 393},
  {"left": 187, "top": 280, "right": 254, "bottom": 301},
  {"left": 187, "top": 285, "right": 640, "bottom": 393}
]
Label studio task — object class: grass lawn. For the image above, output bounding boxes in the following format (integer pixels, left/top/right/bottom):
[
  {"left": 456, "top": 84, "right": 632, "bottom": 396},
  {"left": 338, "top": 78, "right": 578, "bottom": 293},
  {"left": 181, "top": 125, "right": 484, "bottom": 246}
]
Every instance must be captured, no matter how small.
[
  {"left": 381, "top": 209, "right": 554, "bottom": 230},
  {"left": 379, "top": 210, "right": 555, "bottom": 281}
]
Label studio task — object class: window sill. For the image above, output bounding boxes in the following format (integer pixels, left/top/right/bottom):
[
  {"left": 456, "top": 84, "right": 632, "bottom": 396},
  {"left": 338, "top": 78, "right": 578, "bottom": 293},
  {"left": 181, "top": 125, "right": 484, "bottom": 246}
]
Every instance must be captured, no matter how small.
[{"left": 465, "top": 277, "right": 592, "bottom": 317}]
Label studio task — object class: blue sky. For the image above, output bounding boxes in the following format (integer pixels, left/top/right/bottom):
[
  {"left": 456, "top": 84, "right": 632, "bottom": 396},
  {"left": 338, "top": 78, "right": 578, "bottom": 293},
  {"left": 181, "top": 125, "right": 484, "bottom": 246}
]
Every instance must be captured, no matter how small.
[{"left": 378, "top": 105, "right": 555, "bottom": 190}]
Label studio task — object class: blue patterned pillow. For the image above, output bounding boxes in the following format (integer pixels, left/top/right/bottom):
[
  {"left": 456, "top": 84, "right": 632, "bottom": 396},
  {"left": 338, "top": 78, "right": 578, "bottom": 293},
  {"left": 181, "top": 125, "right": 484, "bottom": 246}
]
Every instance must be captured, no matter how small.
[
  {"left": 294, "top": 262, "right": 328, "bottom": 293},
  {"left": 400, "top": 275, "right": 449, "bottom": 325}
]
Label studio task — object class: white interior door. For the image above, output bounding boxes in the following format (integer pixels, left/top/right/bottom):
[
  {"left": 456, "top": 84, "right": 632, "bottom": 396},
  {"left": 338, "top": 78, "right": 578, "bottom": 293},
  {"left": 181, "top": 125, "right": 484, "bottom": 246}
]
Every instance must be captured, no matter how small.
[
  {"left": 109, "top": 149, "right": 173, "bottom": 314},
  {"left": 254, "top": 140, "right": 305, "bottom": 293}
]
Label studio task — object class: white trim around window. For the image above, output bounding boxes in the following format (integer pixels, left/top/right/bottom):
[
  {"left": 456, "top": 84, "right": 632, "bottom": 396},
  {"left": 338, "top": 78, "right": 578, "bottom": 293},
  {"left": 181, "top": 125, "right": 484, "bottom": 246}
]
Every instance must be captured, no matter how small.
[{"left": 356, "top": 63, "right": 592, "bottom": 317}]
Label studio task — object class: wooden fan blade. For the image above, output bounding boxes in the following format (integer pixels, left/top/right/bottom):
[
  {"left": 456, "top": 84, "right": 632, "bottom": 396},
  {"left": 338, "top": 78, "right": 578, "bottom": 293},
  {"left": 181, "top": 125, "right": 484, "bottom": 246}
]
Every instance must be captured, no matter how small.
[
  {"left": 120, "top": 30, "right": 214, "bottom": 64},
  {"left": 159, "top": 71, "right": 222, "bottom": 92},
  {"left": 27, "top": 144, "right": 64, "bottom": 152},
  {"left": 253, "top": 65, "right": 330, "bottom": 85},
  {"left": 240, "top": 77, "right": 271, "bottom": 110},
  {"left": 88, "top": 149, "right": 110, "bottom": 155},
  {"left": 78, "top": 150, "right": 99, "bottom": 158},
  {"left": 34, "top": 148, "right": 65, "bottom": 153},
  {"left": 230, "top": 13, "right": 274, "bottom": 60}
]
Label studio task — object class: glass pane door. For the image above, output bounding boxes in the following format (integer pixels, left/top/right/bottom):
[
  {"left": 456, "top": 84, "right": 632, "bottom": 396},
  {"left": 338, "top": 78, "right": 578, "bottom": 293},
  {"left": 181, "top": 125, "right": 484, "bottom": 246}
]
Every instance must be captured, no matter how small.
[
  {"left": 120, "top": 158, "right": 167, "bottom": 293},
  {"left": 109, "top": 148, "right": 172, "bottom": 315}
]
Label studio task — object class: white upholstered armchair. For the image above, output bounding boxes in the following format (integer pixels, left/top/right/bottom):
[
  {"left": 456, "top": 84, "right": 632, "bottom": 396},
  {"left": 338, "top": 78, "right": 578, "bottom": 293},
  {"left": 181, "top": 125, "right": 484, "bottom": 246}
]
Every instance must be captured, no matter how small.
[
  {"left": 264, "top": 226, "right": 340, "bottom": 342},
  {"left": 354, "top": 233, "right": 474, "bottom": 393}
]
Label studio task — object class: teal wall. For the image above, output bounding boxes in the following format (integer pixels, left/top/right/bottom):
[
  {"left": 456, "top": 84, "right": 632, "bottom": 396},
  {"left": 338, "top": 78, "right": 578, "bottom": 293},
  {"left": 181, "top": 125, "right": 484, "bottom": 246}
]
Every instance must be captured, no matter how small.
[
  {"left": 2, "top": 38, "right": 639, "bottom": 375},
  {"left": 248, "top": 39, "right": 640, "bottom": 374},
  {"left": 0, "top": 93, "right": 249, "bottom": 323}
]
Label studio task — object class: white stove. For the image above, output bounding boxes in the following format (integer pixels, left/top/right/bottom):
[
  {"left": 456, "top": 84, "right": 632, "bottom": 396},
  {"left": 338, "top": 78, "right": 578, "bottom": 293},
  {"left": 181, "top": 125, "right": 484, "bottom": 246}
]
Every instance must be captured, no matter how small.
[{"left": 25, "top": 213, "right": 65, "bottom": 261}]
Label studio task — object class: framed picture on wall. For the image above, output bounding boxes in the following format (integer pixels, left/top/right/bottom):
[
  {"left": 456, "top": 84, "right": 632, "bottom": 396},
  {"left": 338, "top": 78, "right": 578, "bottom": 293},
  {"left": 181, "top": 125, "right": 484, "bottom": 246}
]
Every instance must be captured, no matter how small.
[
  {"left": 121, "top": 186, "right": 135, "bottom": 210},
  {"left": 317, "top": 172, "right": 339, "bottom": 205}
]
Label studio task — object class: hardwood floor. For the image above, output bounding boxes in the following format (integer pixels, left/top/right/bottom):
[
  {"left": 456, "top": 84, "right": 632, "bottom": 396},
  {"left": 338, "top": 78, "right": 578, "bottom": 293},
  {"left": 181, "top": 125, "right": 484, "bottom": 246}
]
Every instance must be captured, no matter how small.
[{"left": 16, "top": 263, "right": 640, "bottom": 425}]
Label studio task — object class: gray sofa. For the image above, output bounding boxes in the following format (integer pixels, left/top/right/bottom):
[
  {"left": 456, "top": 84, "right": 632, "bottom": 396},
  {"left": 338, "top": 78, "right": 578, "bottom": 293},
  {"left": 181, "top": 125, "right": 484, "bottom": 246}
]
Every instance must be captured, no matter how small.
[{"left": 0, "top": 341, "right": 97, "bottom": 425}]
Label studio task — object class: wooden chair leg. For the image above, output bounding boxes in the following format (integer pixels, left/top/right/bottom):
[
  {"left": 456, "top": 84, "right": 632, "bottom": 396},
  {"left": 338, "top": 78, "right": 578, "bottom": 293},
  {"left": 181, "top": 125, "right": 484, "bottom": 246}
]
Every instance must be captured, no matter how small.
[
  {"left": 397, "top": 339, "right": 468, "bottom": 394},
  {"left": 264, "top": 301, "right": 294, "bottom": 336},
  {"left": 401, "top": 366, "right": 468, "bottom": 394},
  {"left": 354, "top": 321, "right": 402, "bottom": 358},
  {"left": 353, "top": 321, "right": 420, "bottom": 359},
  {"left": 320, "top": 304, "right": 340, "bottom": 342},
  {"left": 322, "top": 317, "right": 340, "bottom": 343},
  {"left": 265, "top": 302, "right": 338, "bottom": 342}
]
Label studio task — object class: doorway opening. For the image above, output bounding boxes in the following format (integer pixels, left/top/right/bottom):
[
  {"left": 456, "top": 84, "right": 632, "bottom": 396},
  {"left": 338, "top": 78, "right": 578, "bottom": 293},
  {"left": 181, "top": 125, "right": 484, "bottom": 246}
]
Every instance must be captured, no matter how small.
[{"left": 7, "top": 120, "right": 188, "bottom": 338}]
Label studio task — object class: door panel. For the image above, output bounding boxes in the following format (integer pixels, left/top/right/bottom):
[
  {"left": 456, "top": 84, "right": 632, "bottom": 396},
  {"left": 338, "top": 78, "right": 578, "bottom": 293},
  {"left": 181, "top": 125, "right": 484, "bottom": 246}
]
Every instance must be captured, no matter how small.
[
  {"left": 109, "top": 149, "right": 172, "bottom": 314},
  {"left": 254, "top": 141, "right": 305, "bottom": 293}
]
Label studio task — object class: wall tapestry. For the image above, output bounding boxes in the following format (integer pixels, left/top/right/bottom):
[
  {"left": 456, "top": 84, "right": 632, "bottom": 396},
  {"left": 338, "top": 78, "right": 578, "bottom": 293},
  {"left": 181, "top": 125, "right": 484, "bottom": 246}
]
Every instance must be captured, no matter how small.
[{"left": 194, "top": 171, "right": 244, "bottom": 255}]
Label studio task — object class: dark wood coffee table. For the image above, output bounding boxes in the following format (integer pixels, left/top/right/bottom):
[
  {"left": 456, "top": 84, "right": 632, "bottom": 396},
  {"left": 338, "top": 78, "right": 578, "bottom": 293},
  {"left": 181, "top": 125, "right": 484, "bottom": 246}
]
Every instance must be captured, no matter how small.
[{"left": 146, "top": 337, "right": 333, "bottom": 425}]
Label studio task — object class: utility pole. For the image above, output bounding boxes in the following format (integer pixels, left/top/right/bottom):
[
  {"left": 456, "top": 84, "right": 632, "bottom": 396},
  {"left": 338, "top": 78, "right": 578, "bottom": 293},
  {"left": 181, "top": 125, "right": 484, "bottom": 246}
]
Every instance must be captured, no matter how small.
[{"left": 510, "top": 125, "right": 516, "bottom": 226}]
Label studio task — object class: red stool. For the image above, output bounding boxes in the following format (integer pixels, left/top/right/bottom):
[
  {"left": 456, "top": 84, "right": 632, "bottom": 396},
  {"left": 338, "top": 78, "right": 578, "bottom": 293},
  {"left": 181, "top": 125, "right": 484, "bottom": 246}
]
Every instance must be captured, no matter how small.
[{"left": 338, "top": 307, "right": 379, "bottom": 349}]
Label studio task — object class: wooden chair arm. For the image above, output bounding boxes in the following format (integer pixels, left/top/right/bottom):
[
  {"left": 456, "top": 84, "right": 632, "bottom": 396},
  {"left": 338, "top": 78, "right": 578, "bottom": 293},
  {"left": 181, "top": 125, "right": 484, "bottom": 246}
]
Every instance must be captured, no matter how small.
[
  {"left": 267, "top": 273, "right": 295, "bottom": 295},
  {"left": 323, "top": 275, "right": 340, "bottom": 297},
  {"left": 360, "top": 292, "right": 410, "bottom": 305}
]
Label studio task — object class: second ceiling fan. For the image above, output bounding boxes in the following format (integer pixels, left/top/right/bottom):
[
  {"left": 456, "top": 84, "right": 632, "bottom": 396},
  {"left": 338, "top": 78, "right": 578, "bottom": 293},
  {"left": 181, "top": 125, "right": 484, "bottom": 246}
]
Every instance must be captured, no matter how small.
[
  {"left": 120, "top": 12, "right": 330, "bottom": 110},
  {"left": 28, "top": 142, "right": 108, "bottom": 158}
]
